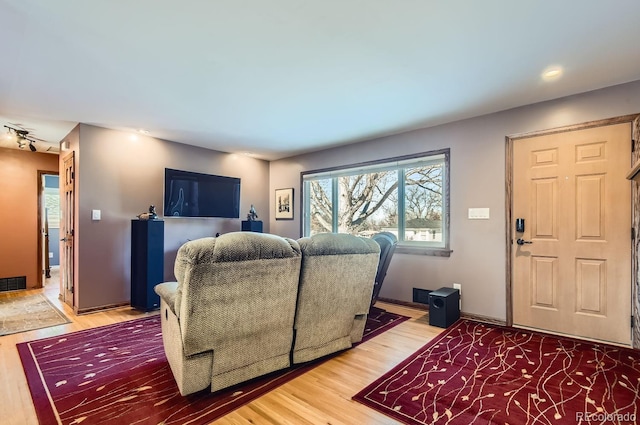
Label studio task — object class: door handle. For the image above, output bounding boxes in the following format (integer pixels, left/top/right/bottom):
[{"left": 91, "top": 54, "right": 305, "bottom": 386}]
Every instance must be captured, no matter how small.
[
  {"left": 516, "top": 238, "right": 533, "bottom": 245},
  {"left": 60, "top": 237, "right": 67, "bottom": 242}
]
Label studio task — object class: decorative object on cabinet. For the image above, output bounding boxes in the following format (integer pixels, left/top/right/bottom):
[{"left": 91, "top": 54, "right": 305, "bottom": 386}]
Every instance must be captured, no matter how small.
[
  {"left": 246, "top": 204, "right": 259, "bottom": 221},
  {"left": 136, "top": 205, "right": 158, "bottom": 220}
]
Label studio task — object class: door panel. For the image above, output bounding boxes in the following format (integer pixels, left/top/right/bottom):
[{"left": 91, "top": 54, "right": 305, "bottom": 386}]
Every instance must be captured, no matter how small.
[
  {"left": 575, "top": 259, "right": 605, "bottom": 315},
  {"left": 532, "top": 178, "right": 557, "bottom": 238},
  {"left": 576, "top": 175, "right": 604, "bottom": 239},
  {"left": 531, "top": 256, "right": 557, "bottom": 308},
  {"left": 513, "top": 123, "right": 631, "bottom": 345}
]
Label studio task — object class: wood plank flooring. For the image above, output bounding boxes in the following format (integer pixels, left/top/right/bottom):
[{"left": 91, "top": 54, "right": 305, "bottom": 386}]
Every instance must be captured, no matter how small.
[{"left": 0, "top": 276, "right": 442, "bottom": 425}]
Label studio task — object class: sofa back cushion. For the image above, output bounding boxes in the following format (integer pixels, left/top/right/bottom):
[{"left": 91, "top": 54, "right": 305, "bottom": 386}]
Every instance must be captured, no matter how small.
[
  {"left": 174, "top": 232, "right": 302, "bottom": 357},
  {"left": 293, "top": 233, "right": 380, "bottom": 362}
]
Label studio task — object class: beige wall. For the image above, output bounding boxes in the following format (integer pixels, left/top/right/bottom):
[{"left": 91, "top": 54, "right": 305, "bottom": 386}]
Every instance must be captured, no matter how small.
[
  {"left": 269, "top": 80, "right": 640, "bottom": 321},
  {"left": 73, "top": 125, "right": 269, "bottom": 311},
  {"left": 0, "top": 147, "right": 59, "bottom": 289}
]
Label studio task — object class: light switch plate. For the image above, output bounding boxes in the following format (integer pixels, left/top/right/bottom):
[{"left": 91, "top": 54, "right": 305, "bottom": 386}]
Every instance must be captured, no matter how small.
[
  {"left": 468, "top": 208, "right": 490, "bottom": 219},
  {"left": 92, "top": 209, "right": 101, "bottom": 221}
]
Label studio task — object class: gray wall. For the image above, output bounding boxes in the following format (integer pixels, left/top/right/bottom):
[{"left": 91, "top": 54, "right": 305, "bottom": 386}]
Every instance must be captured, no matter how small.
[
  {"left": 269, "top": 80, "right": 640, "bottom": 321},
  {"left": 48, "top": 228, "right": 60, "bottom": 266},
  {"left": 76, "top": 125, "right": 269, "bottom": 311}
]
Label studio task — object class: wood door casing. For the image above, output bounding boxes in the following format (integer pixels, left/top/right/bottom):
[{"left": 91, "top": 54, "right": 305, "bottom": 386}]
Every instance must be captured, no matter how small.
[
  {"left": 632, "top": 116, "right": 640, "bottom": 347},
  {"left": 62, "top": 152, "right": 75, "bottom": 308},
  {"left": 511, "top": 122, "right": 632, "bottom": 345}
]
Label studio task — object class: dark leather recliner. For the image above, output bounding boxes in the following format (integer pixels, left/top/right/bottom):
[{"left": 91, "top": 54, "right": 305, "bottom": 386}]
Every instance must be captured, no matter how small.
[{"left": 370, "top": 232, "right": 398, "bottom": 308}]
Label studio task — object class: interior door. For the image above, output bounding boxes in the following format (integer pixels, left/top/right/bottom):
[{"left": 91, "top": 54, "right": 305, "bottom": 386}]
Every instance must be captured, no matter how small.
[
  {"left": 512, "top": 123, "right": 632, "bottom": 345},
  {"left": 62, "top": 152, "right": 75, "bottom": 308}
]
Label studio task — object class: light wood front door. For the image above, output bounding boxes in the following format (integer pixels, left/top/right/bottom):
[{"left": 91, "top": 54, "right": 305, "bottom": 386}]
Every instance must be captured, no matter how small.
[
  {"left": 62, "top": 152, "right": 75, "bottom": 308},
  {"left": 512, "top": 123, "right": 632, "bottom": 345}
]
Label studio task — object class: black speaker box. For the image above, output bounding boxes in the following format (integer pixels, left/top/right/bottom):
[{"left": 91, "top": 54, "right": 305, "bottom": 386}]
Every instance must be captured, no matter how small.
[
  {"left": 429, "top": 287, "right": 460, "bottom": 328},
  {"left": 131, "top": 219, "right": 164, "bottom": 311}
]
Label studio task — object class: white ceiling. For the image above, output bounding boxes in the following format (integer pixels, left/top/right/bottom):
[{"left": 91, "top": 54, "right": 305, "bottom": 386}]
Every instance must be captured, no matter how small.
[{"left": 1, "top": 0, "right": 640, "bottom": 159}]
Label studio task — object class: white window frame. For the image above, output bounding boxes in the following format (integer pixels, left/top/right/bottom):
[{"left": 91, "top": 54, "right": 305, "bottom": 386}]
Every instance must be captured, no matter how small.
[{"left": 301, "top": 149, "right": 451, "bottom": 256}]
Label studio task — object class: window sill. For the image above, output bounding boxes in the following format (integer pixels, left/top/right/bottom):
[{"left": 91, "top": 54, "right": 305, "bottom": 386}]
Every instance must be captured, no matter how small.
[{"left": 395, "top": 245, "right": 452, "bottom": 257}]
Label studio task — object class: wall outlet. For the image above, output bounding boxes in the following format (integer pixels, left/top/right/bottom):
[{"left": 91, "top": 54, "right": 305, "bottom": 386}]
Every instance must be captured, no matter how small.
[
  {"left": 453, "top": 283, "right": 462, "bottom": 310},
  {"left": 48, "top": 252, "right": 54, "bottom": 258}
]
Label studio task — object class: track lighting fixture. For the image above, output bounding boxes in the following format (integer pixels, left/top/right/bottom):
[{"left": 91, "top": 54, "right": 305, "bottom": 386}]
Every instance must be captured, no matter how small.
[{"left": 3, "top": 125, "right": 39, "bottom": 152}]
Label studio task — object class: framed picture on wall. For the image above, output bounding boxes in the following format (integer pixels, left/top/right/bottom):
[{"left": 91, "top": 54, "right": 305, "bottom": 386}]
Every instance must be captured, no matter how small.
[{"left": 275, "top": 188, "right": 294, "bottom": 220}]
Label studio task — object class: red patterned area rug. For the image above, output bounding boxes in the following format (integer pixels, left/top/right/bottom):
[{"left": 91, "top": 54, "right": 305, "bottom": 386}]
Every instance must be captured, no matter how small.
[
  {"left": 18, "top": 306, "right": 407, "bottom": 425},
  {"left": 354, "top": 320, "right": 640, "bottom": 425}
]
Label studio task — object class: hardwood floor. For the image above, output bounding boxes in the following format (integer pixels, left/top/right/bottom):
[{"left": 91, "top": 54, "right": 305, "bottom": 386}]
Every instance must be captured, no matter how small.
[{"left": 0, "top": 273, "right": 443, "bottom": 425}]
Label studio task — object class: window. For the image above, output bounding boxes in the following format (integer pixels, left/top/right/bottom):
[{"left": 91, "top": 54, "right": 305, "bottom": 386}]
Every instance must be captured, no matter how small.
[{"left": 302, "top": 149, "right": 450, "bottom": 254}]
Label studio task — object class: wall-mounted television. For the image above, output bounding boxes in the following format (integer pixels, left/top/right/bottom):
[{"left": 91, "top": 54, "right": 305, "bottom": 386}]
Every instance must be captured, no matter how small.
[{"left": 164, "top": 168, "right": 240, "bottom": 218}]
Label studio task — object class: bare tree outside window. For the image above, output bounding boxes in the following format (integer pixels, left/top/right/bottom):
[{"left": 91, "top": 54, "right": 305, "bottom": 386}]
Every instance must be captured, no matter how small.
[
  {"left": 337, "top": 172, "right": 397, "bottom": 234},
  {"left": 309, "top": 179, "right": 332, "bottom": 235},
  {"left": 404, "top": 165, "right": 443, "bottom": 242}
]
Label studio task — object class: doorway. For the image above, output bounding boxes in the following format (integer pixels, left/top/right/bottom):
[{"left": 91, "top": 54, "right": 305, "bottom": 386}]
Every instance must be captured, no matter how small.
[
  {"left": 506, "top": 116, "right": 638, "bottom": 347},
  {"left": 37, "top": 171, "right": 60, "bottom": 289}
]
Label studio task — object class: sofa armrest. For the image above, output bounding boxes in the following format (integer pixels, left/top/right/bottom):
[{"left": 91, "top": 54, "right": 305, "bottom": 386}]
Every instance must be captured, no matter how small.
[{"left": 154, "top": 282, "right": 179, "bottom": 316}]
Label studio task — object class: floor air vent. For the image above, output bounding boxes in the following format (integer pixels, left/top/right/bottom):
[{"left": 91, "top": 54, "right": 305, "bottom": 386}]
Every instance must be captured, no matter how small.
[
  {"left": 412, "top": 288, "right": 432, "bottom": 305},
  {"left": 0, "top": 276, "right": 27, "bottom": 292}
]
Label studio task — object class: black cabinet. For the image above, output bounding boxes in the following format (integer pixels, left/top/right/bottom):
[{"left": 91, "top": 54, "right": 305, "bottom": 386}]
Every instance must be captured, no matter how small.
[
  {"left": 241, "top": 220, "right": 263, "bottom": 233},
  {"left": 131, "top": 219, "right": 164, "bottom": 311}
]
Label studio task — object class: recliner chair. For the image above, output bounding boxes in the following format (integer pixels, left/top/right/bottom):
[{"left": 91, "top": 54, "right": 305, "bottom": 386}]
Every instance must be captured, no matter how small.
[
  {"left": 292, "top": 233, "right": 380, "bottom": 363},
  {"left": 154, "top": 232, "right": 302, "bottom": 395},
  {"left": 370, "top": 232, "right": 397, "bottom": 308}
]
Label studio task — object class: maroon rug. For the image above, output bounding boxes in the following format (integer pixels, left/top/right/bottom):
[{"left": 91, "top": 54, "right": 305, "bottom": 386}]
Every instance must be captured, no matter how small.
[
  {"left": 18, "top": 306, "right": 408, "bottom": 425},
  {"left": 354, "top": 320, "right": 640, "bottom": 425}
]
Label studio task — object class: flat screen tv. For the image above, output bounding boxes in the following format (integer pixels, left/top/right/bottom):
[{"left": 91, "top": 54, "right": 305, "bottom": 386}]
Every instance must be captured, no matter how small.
[{"left": 164, "top": 168, "right": 240, "bottom": 218}]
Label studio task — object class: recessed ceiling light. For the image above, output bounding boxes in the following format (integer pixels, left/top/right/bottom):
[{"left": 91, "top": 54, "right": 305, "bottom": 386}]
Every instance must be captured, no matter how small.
[
  {"left": 137, "top": 129, "right": 150, "bottom": 135},
  {"left": 542, "top": 66, "right": 563, "bottom": 81}
]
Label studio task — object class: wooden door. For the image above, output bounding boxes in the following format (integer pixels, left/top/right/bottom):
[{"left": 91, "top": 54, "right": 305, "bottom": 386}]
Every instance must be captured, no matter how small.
[
  {"left": 512, "top": 123, "right": 631, "bottom": 345},
  {"left": 62, "top": 153, "right": 75, "bottom": 308}
]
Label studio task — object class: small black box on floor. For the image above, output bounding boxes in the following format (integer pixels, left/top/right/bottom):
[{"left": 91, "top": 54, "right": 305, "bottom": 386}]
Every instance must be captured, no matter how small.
[
  {"left": 241, "top": 220, "right": 263, "bottom": 233},
  {"left": 429, "top": 287, "right": 460, "bottom": 328}
]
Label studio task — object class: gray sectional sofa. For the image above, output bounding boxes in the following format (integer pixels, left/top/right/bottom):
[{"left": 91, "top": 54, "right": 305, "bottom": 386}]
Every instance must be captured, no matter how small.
[{"left": 154, "top": 231, "right": 380, "bottom": 396}]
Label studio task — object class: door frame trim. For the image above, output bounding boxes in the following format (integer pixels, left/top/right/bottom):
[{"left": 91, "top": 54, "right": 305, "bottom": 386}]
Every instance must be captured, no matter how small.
[
  {"left": 61, "top": 151, "right": 76, "bottom": 311},
  {"left": 505, "top": 114, "right": 640, "bottom": 342}
]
